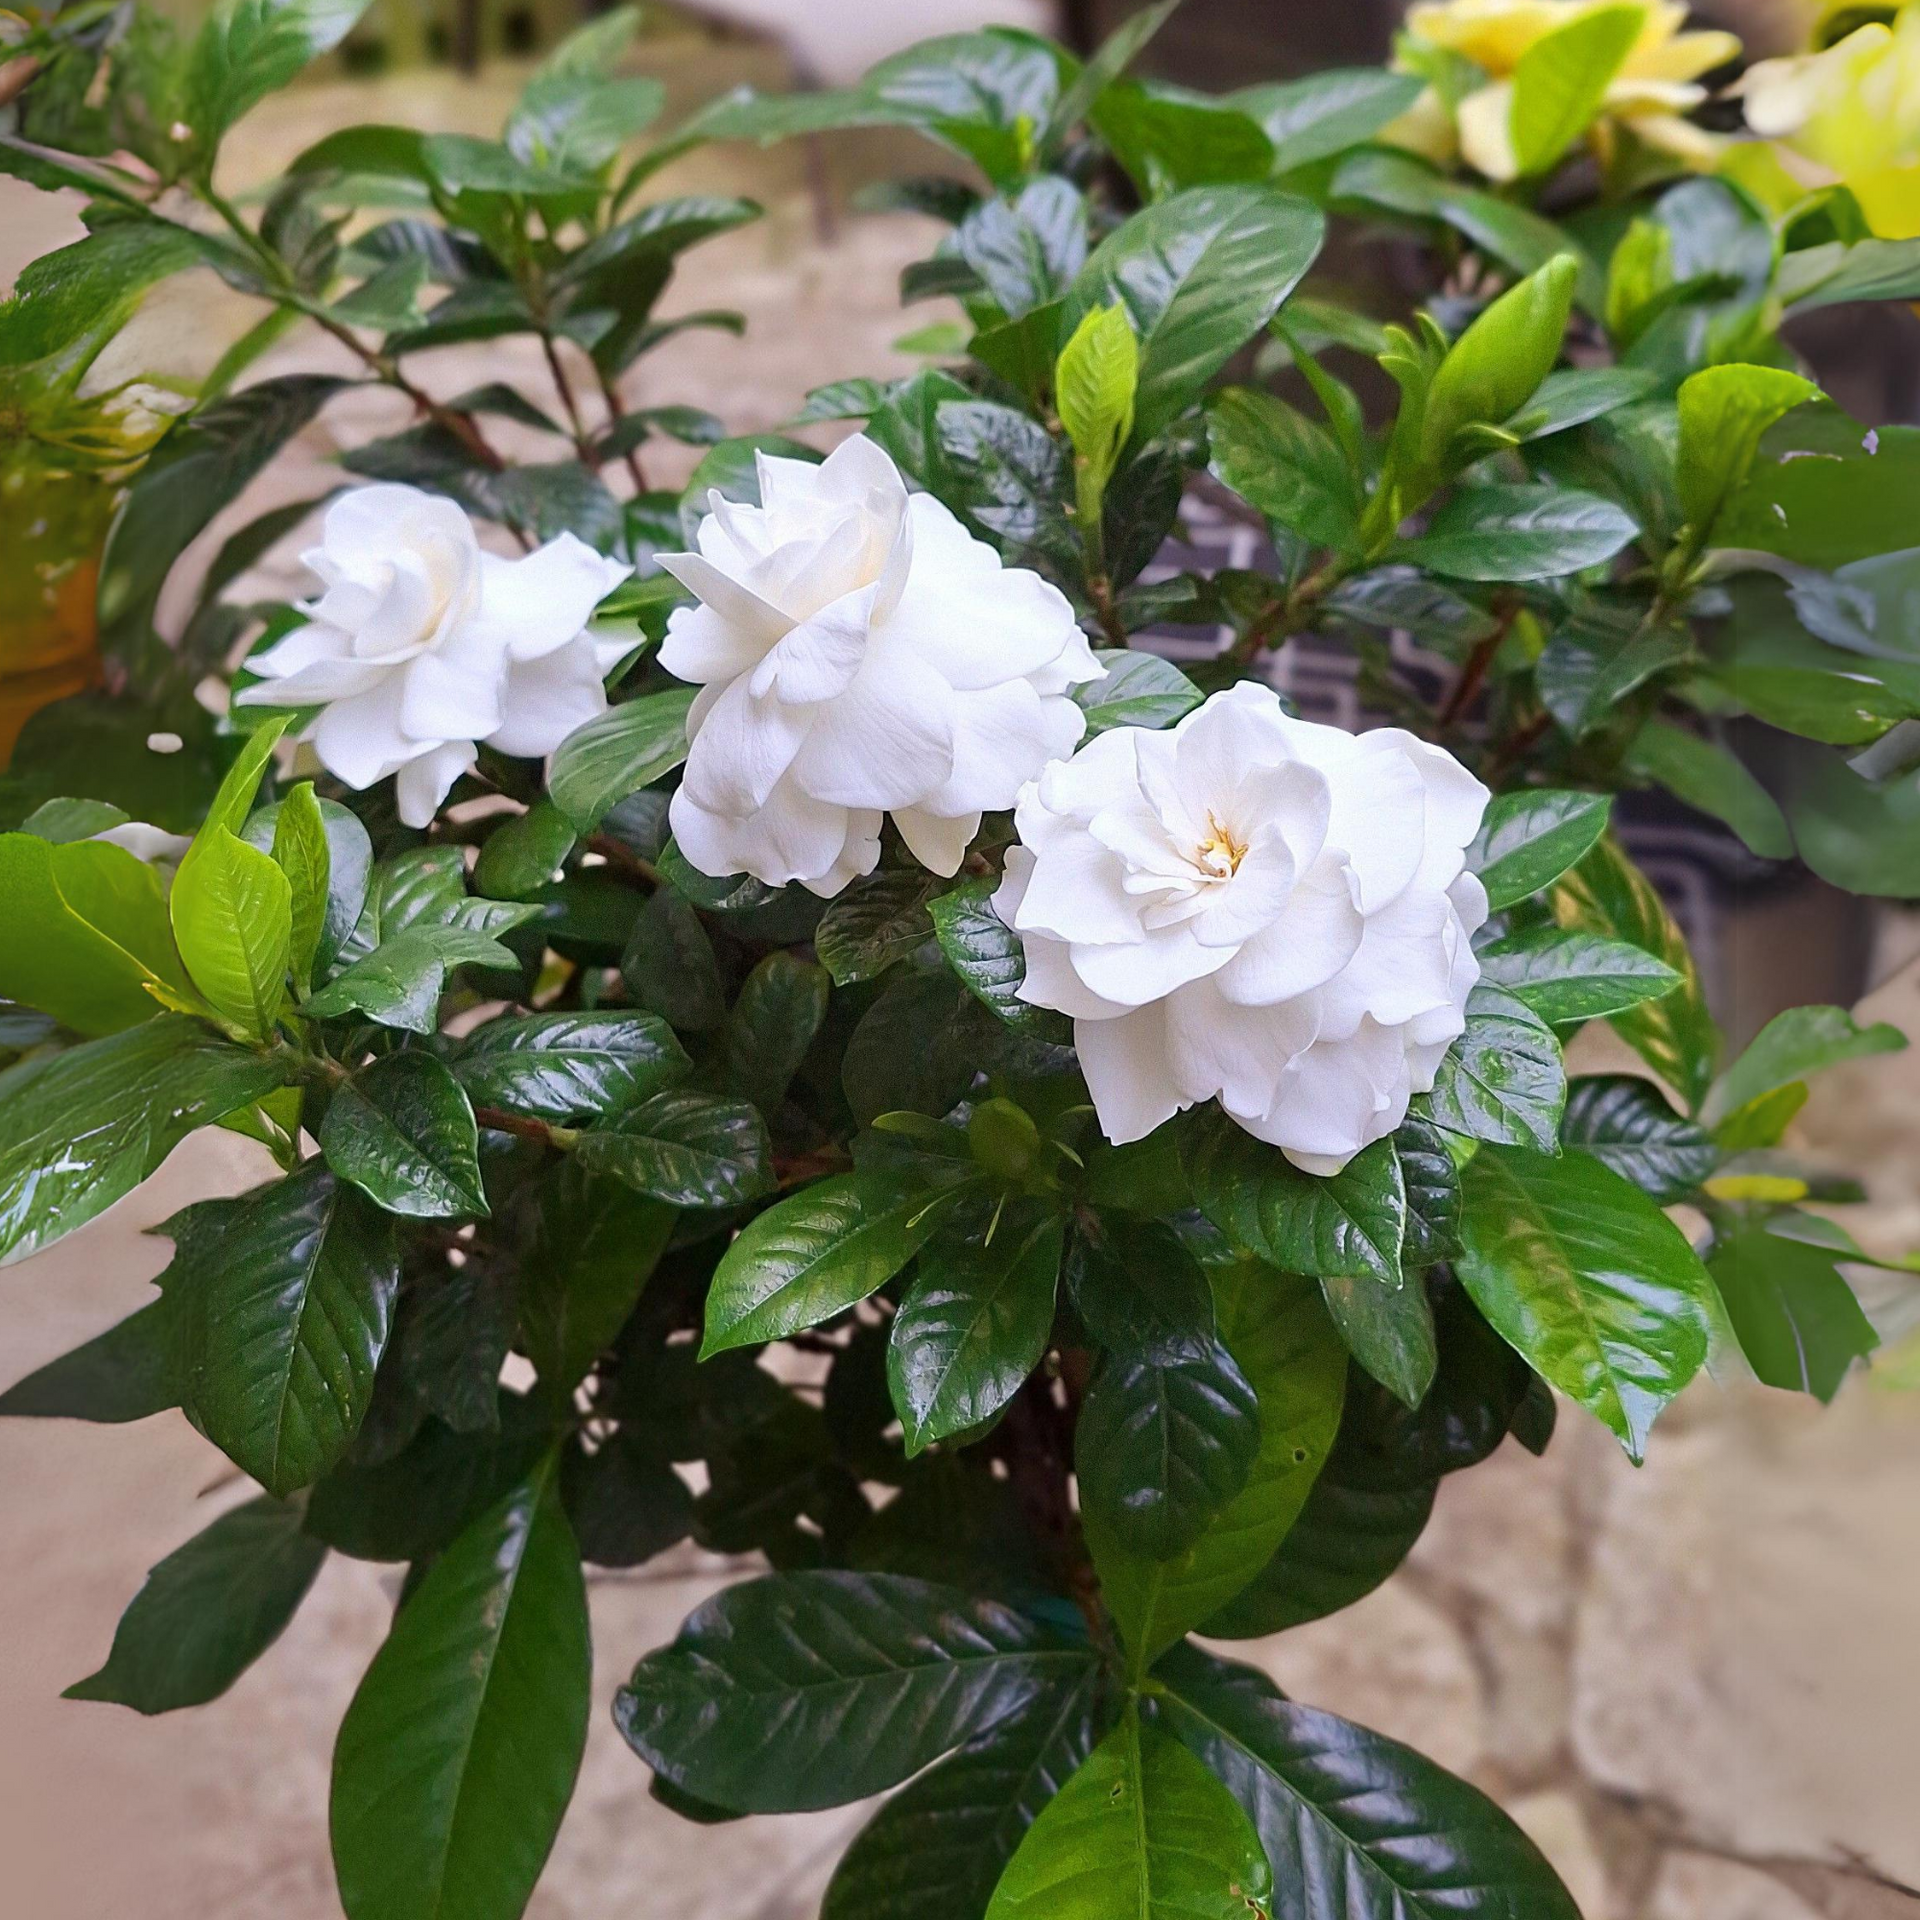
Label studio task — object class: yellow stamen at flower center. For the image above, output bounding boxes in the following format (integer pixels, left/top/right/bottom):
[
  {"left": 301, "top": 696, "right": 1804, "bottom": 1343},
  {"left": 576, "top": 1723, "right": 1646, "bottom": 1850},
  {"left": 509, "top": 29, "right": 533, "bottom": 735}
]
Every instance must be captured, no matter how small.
[{"left": 1196, "top": 811, "right": 1248, "bottom": 879}]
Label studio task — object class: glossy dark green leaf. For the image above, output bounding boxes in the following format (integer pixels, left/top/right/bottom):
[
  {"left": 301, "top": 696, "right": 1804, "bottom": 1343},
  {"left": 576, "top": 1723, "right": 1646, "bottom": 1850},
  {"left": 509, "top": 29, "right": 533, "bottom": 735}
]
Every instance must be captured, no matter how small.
[
  {"left": 1073, "top": 650, "right": 1203, "bottom": 736},
  {"left": 186, "top": 0, "right": 374, "bottom": 146},
  {"left": 1400, "top": 485, "right": 1633, "bottom": 587},
  {"left": 986, "top": 1708, "right": 1273, "bottom": 1920},
  {"left": 704, "top": 1173, "right": 946, "bottom": 1355},
  {"left": 930, "top": 878, "right": 1067, "bottom": 1038},
  {"left": 1715, "top": 406, "right": 1920, "bottom": 571},
  {"left": 1319, "top": 1270, "right": 1437, "bottom": 1410},
  {"left": 1187, "top": 1117, "right": 1406, "bottom": 1286},
  {"left": 331, "top": 1455, "right": 589, "bottom": 1920},
  {"left": 1561, "top": 1074, "right": 1717, "bottom": 1202},
  {"left": 954, "top": 176, "right": 1088, "bottom": 316},
  {"left": 547, "top": 687, "right": 696, "bottom": 831},
  {"left": 396, "top": 1260, "right": 516, "bottom": 1435},
  {"left": 1477, "top": 928, "right": 1681, "bottom": 1023},
  {"left": 453, "top": 1011, "right": 690, "bottom": 1123},
  {"left": 934, "top": 399, "right": 1077, "bottom": 573},
  {"left": 520, "top": 1162, "right": 676, "bottom": 1395},
  {"left": 1088, "top": 1262, "right": 1346, "bottom": 1670},
  {"left": 175, "top": 1163, "right": 399, "bottom": 1496},
  {"left": 65, "top": 1495, "right": 325, "bottom": 1713},
  {"left": 725, "top": 951, "right": 830, "bottom": 1112},
  {"left": 321, "top": 1052, "right": 488, "bottom": 1220},
  {"left": 1428, "top": 983, "right": 1566, "bottom": 1152},
  {"left": 1456, "top": 1145, "right": 1714, "bottom": 1459},
  {"left": 1207, "top": 385, "right": 1360, "bottom": 550},
  {"left": 614, "top": 1571, "right": 1095, "bottom": 1813},
  {"left": 621, "top": 883, "right": 726, "bottom": 1031},
  {"left": 889, "top": 1209, "right": 1063, "bottom": 1455},
  {"left": 817, "top": 869, "right": 943, "bottom": 984},
  {"left": 1394, "top": 1110, "right": 1462, "bottom": 1267},
  {"left": 1704, "top": 1004, "right": 1907, "bottom": 1127},
  {"left": 1708, "top": 1224, "right": 1878, "bottom": 1403},
  {"left": 823, "top": 1673, "right": 1105, "bottom": 1920},
  {"left": 1467, "top": 788, "right": 1612, "bottom": 910},
  {"left": 572, "top": 1089, "right": 771, "bottom": 1208},
  {"left": 0, "top": 1017, "right": 291, "bottom": 1267},
  {"left": 1550, "top": 835, "right": 1718, "bottom": 1110},
  {"left": 1157, "top": 1645, "right": 1581, "bottom": 1919},
  {"left": 1233, "top": 66, "right": 1424, "bottom": 171},
  {"left": 0, "top": 1299, "right": 176, "bottom": 1423},
  {"left": 471, "top": 798, "right": 577, "bottom": 900},
  {"left": 302, "top": 926, "right": 522, "bottom": 1033},
  {"left": 1063, "top": 184, "right": 1325, "bottom": 444},
  {"left": 1092, "top": 81, "right": 1271, "bottom": 196},
  {"left": 1066, "top": 1216, "right": 1217, "bottom": 1356}
]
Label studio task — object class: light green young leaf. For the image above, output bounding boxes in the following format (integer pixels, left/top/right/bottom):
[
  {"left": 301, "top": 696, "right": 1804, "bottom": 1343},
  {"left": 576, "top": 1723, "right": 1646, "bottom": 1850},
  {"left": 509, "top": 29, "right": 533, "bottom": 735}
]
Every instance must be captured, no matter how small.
[
  {"left": 170, "top": 826, "right": 292, "bottom": 1037},
  {"left": 1703, "top": 1004, "right": 1907, "bottom": 1127},
  {"left": 1507, "top": 4, "right": 1644, "bottom": 176},
  {"left": 1675, "top": 363, "right": 1821, "bottom": 550},
  {"left": 269, "top": 781, "right": 330, "bottom": 998},
  {"left": 1055, "top": 302, "right": 1138, "bottom": 497}
]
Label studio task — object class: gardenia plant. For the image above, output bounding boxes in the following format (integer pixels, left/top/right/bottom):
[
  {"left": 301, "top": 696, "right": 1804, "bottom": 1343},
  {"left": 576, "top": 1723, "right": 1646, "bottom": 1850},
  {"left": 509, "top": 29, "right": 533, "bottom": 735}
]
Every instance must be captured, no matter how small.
[{"left": 3, "top": 3, "right": 1920, "bottom": 1919}]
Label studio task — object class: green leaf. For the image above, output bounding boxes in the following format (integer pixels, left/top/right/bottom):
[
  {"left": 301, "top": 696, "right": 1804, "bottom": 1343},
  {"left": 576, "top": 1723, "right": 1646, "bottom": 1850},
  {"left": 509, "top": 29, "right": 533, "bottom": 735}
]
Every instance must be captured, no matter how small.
[
  {"left": 1187, "top": 1117, "right": 1406, "bottom": 1286},
  {"left": 1429, "top": 984, "right": 1567, "bottom": 1152},
  {"left": 564, "top": 1427, "right": 694, "bottom": 1568},
  {"left": 1233, "top": 67, "right": 1425, "bottom": 171},
  {"left": 1778, "top": 234, "right": 1920, "bottom": 314},
  {"left": 825, "top": 1676, "right": 1105, "bottom": 1920},
  {"left": 1561, "top": 1075, "right": 1717, "bottom": 1203},
  {"left": 1397, "top": 484, "right": 1637, "bottom": 581},
  {"left": 1520, "top": 365, "right": 1663, "bottom": 440},
  {"left": 1077, "top": 1334, "right": 1262, "bottom": 1563},
  {"left": 725, "top": 952, "right": 829, "bottom": 1112},
  {"left": 615, "top": 1571, "right": 1095, "bottom": 1813},
  {"left": 1507, "top": 4, "right": 1643, "bottom": 175},
  {"left": 331, "top": 1455, "right": 589, "bottom": 1920},
  {"left": 1536, "top": 609, "right": 1689, "bottom": 741},
  {"left": 1088, "top": 1263, "right": 1346, "bottom": 1670},
  {"left": 621, "top": 883, "right": 726, "bottom": 1032},
  {"left": 1091, "top": 82, "right": 1273, "bottom": 197},
  {"left": 1319, "top": 1271, "right": 1438, "bottom": 1410},
  {"left": 1157, "top": 1645, "right": 1581, "bottom": 1919},
  {"left": 1062, "top": 185, "right": 1325, "bottom": 444},
  {"left": 0, "top": 1017, "right": 290, "bottom": 1267},
  {"left": 1455, "top": 1145, "right": 1714, "bottom": 1459},
  {"left": 1675, "top": 362, "right": 1821, "bottom": 547},
  {"left": 1550, "top": 835, "right": 1719, "bottom": 1110},
  {"left": 1469, "top": 787, "right": 1612, "bottom": 911},
  {"left": 1477, "top": 928, "right": 1681, "bottom": 1023},
  {"left": 703, "top": 1173, "right": 946, "bottom": 1355},
  {"left": 100, "top": 376, "right": 347, "bottom": 657},
  {"left": 956, "top": 177, "right": 1089, "bottom": 320},
  {"left": 453, "top": 1011, "right": 689, "bottom": 1123},
  {"left": 0, "top": 831, "right": 194, "bottom": 1033},
  {"left": 320, "top": 1052, "right": 488, "bottom": 1220},
  {"left": 1056, "top": 301, "right": 1138, "bottom": 498},
  {"left": 1704, "top": 1004, "right": 1907, "bottom": 1127},
  {"left": 174, "top": 1163, "right": 399, "bottom": 1495},
  {"left": 1708, "top": 1224, "right": 1878, "bottom": 1403},
  {"left": 572, "top": 1089, "right": 771, "bottom": 1208},
  {"left": 64, "top": 1495, "right": 324, "bottom": 1713},
  {"left": 986, "top": 1709, "right": 1273, "bottom": 1920},
  {"left": 547, "top": 686, "right": 696, "bottom": 832},
  {"left": 1207, "top": 386, "right": 1360, "bottom": 550},
  {"left": 472, "top": 799, "right": 577, "bottom": 901},
  {"left": 930, "top": 878, "right": 1067, "bottom": 1038},
  {"left": 242, "top": 791, "right": 371, "bottom": 979},
  {"left": 520, "top": 1162, "right": 675, "bottom": 1396},
  {"left": 170, "top": 824, "right": 291, "bottom": 1036},
  {"left": 1073, "top": 651, "right": 1203, "bottom": 736},
  {"left": 187, "top": 0, "right": 373, "bottom": 149},
  {"left": 0, "top": 1300, "right": 176, "bottom": 1423},
  {"left": 266, "top": 781, "right": 330, "bottom": 997},
  {"left": 1716, "top": 409, "right": 1920, "bottom": 571},
  {"left": 888, "top": 1209, "right": 1064, "bottom": 1456},
  {"left": 1622, "top": 720, "right": 1792, "bottom": 860},
  {"left": 300, "top": 926, "right": 520, "bottom": 1033},
  {"left": 1395, "top": 1110, "right": 1462, "bottom": 1267},
  {"left": 816, "top": 869, "right": 942, "bottom": 985}
]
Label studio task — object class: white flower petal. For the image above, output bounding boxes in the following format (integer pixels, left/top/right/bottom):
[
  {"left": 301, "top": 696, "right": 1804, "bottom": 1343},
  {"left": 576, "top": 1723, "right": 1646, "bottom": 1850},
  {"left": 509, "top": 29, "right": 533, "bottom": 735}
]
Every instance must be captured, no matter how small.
[
  {"left": 394, "top": 741, "right": 478, "bottom": 828},
  {"left": 398, "top": 650, "right": 504, "bottom": 749},
  {"left": 788, "top": 650, "right": 956, "bottom": 810},
  {"left": 893, "top": 805, "right": 978, "bottom": 877},
  {"left": 1074, "top": 1003, "right": 1187, "bottom": 1144},
  {"left": 680, "top": 674, "right": 814, "bottom": 816},
  {"left": 469, "top": 537, "right": 630, "bottom": 663},
  {"left": 493, "top": 636, "right": 610, "bottom": 759}
]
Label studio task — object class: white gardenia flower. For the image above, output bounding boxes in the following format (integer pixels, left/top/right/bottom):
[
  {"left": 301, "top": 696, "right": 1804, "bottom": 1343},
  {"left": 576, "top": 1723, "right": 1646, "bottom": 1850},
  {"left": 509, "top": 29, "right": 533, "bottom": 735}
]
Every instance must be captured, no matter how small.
[
  {"left": 237, "top": 484, "right": 631, "bottom": 827},
  {"left": 657, "top": 434, "right": 1105, "bottom": 896},
  {"left": 995, "top": 682, "right": 1490, "bottom": 1174}
]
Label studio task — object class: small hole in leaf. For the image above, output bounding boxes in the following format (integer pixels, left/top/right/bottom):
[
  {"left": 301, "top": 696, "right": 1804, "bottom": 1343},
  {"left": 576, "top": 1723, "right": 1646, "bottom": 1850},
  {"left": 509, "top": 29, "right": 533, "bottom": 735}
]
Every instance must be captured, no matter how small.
[{"left": 1291, "top": 1447, "right": 1309, "bottom": 1464}]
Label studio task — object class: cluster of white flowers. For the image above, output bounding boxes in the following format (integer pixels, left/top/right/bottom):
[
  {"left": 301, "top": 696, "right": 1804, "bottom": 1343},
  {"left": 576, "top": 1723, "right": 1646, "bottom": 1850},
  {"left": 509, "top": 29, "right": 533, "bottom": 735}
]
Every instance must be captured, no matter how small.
[
  {"left": 266, "top": 447, "right": 1488, "bottom": 1168},
  {"left": 238, "top": 484, "right": 631, "bottom": 827}
]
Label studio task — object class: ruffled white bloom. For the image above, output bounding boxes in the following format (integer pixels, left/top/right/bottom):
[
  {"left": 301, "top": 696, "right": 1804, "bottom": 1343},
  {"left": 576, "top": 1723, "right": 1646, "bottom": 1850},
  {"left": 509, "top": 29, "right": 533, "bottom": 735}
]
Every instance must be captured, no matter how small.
[
  {"left": 995, "top": 682, "right": 1490, "bottom": 1174},
  {"left": 236, "top": 484, "right": 631, "bottom": 827},
  {"left": 657, "top": 435, "right": 1105, "bottom": 897}
]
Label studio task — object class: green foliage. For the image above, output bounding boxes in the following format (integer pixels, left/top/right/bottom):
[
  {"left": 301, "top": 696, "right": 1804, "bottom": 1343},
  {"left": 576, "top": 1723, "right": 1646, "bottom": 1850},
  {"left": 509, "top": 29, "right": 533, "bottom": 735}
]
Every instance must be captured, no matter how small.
[{"left": 7, "top": 10, "right": 1920, "bottom": 1919}]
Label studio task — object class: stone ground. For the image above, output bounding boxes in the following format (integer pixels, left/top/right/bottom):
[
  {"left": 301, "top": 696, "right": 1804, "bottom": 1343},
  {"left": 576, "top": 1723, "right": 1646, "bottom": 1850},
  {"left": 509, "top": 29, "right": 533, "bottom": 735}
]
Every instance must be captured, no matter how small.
[{"left": 4, "top": 26, "right": 1920, "bottom": 1920}]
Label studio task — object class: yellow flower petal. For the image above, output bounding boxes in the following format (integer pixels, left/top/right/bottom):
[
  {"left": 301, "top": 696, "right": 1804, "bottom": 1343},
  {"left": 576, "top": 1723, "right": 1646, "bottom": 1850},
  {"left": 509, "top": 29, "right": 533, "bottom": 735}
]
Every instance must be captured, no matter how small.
[{"left": 1457, "top": 79, "right": 1522, "bottom": 178}]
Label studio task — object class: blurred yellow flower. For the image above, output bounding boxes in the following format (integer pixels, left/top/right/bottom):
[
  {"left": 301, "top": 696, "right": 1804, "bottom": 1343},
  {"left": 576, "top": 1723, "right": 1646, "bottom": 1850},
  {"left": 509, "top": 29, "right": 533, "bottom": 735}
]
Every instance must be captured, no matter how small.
[
  {"left": 1388, "top": 0, "right": 1742, "bottom": 180},
  {"left": 1738, "top": 5, "right": 1920, "bottom": 236}
]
